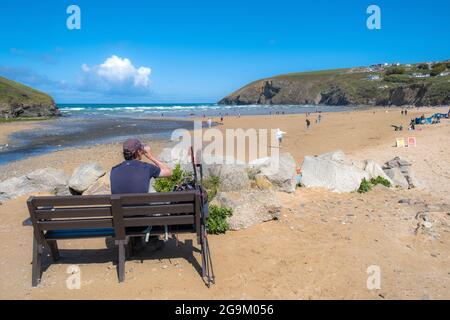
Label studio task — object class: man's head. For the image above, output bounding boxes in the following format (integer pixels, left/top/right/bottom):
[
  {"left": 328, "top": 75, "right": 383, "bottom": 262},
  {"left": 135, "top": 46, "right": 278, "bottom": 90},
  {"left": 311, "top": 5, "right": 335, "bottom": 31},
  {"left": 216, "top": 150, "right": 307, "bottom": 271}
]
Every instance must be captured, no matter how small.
[{"left": 123, "top": 138, "right": 145, "bottom": 160}]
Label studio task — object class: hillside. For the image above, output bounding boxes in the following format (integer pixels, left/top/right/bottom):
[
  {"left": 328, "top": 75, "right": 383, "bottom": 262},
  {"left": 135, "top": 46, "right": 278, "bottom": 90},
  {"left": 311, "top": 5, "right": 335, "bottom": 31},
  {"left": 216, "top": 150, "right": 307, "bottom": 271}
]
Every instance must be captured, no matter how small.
[
  {"left": 0, "top": 76, "right": 60, "bottom": 119},
  {"left": 219, "top": 61, "right": 450, "bottom": 107}
]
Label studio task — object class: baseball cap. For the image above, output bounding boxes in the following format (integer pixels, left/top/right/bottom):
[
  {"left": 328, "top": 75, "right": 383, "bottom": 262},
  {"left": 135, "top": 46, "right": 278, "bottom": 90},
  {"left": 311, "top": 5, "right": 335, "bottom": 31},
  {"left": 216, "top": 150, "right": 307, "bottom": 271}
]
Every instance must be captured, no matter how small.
[{"left": 123, "top": 138, "right": 144, "bottom": 154}]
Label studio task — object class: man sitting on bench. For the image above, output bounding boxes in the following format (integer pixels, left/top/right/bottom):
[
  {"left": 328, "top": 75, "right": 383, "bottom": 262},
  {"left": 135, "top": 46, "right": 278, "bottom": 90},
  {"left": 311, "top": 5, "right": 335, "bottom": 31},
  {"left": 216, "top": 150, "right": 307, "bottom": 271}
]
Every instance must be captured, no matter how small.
[{"left": 110, "top": 138, "right": 173, "bottom": 250}]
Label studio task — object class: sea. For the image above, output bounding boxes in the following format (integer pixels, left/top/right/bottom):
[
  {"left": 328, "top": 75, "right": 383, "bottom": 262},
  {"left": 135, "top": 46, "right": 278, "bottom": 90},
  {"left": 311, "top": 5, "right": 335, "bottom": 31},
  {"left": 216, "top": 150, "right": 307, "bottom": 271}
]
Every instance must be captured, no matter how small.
[{"left": 0, "top": 103, "right": 353, "bottom": 165}]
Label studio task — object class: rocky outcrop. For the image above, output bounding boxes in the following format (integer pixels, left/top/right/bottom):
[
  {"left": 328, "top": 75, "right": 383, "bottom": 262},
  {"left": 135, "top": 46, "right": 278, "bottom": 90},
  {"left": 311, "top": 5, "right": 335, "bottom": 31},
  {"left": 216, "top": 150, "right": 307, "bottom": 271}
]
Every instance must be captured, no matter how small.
[
  {"left": 0, "top": 168, "right": 69, "bottom": 200},
  {"left": 68, "top": 162, "right": 106, "bottom": 194},
  {"left": 300, "top": 151, "right": 370, "bottom": 193},
  {"left": 0, "top": 76, "right": 60, "bottom": 118},
  {"left": 213, "top": 190, "right": 282, "bottom": 231},
  {"left": 218, "top": 63, "right": 450, "bottom": 107},
  {"left": 249, "top": 153, "right": 297, "bottom": 193},
  {"left": 382, "top": 157, "right": 419, "bottom": 189}
]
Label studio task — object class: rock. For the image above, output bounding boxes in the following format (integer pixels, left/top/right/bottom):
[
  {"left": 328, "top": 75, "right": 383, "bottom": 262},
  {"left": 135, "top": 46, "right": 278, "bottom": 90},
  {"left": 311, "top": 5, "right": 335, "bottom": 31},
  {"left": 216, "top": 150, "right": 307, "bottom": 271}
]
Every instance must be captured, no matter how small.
[
  {"left": 301, "top": 151, "right": 369, "bottom": 193},
  {"left": 26, "top": 168, "right": 69, "bottom": 190},
  {"left": 363, "top": 160, "right": 393, "bottom": 184},
  {"left": 254, "top": 175, "right": 273, "bottom": 190},
  {"left": 382, "top": 156, "right": 421, "bottom": 189},
  {"left": 84, "top": 180, "right": 110, "bottom": 195},
  {"left": 0, "top": 168, "right": 69, "bottom": 200},
  {"left": 0, "top": 176, "right": 35, "bottom": 200},
  {"left": 250, "top": 153, "right": 297, "bottom": 193},
  {"left": 54, "top": 185, "right": 72, "bottom": 196},
  {"left": 383, "top": 168, "right": 409, "bottom": 188},
  {"left": 68, "top": 162, "right": 106, "bottom": 193},
  {"left": 205, "top": 163, "right": 250, "bottom": 192},
  {"left": 213, "top": 190, "right": 281, "bottom": 230}
]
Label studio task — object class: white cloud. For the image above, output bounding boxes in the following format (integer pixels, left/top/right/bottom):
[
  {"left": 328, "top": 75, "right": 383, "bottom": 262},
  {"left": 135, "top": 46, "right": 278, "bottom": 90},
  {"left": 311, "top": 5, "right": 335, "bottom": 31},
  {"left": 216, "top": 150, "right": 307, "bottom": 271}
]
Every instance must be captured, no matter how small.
[{"left": 79, "top": 55, "right": 152, "bottom": 95}]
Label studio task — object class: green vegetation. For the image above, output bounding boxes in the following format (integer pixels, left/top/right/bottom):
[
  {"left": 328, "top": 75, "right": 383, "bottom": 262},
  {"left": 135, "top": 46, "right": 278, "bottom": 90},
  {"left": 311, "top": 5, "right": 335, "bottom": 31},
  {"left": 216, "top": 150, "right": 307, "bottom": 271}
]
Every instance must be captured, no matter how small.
[
  {"left": 153, "top": 164, "right": 191, "bottom": 192},
  {"left": 203, "top": 175, "right": 220, "bottom": 202},
  {"left": 358, "top": 178, "right": 373, "bottom": 194},
  {"left": 154, "top": 164, "right": 233, "bottom": 234},
  {"left": 370, "top": 176, "right": 392, "bottom": 188},
  {"left": 385, "top": 66, "right": 405, "bottom": 75},
  {"left": 383, "top": 74, "right": 412, "bottom": 83},
  {"left": 206, "top": 205, "right": 233, "bottom": 235},
  {"left": 0, "top": 76, "right": 53, "bottom": 106},
  {"left": 219, "top": 60, "right": 450, "bottom": 107},
  {"left": 358, "top": 176, "right": 392, "bottom": 193},
  {"left": 417, "top": 63, "right": 429, "bottom": 70},
  {"left": 431, "top": 63, "right": 446, "bottom": 76},
  {"left": 0, "top": 116, "right": 51, "bottom": 123}
]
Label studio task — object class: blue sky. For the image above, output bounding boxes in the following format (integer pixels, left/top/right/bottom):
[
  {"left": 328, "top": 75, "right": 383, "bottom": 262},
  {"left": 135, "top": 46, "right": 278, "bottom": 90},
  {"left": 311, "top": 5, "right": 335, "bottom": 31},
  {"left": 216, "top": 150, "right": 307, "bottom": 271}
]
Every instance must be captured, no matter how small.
[{"left": 0, "top": 0, "right": 449, "bottom": 103}]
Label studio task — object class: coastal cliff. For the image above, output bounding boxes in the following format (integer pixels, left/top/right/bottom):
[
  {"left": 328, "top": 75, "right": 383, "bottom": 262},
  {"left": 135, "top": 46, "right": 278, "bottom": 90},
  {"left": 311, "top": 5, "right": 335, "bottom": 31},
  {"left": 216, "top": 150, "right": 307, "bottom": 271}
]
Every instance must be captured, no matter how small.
[
  {"left": 219, "top": 61, "right": 450, "bottom": 107},
  {"left": 0, "top": 76, "right": 60, "bottom": 119}
]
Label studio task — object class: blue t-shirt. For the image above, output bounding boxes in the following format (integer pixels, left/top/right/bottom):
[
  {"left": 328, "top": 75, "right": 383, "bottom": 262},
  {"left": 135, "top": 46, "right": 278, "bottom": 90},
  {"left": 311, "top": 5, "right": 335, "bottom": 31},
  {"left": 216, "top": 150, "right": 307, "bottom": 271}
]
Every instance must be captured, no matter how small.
[{"left": 110, "top": 160, "right": 161, "bottom": 194}]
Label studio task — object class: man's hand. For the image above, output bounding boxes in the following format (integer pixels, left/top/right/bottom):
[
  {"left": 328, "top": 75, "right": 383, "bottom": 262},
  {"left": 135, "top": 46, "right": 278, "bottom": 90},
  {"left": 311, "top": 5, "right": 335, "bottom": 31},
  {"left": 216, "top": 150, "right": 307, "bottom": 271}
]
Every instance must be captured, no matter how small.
[{"left": 142, "top": 145, "right": 172, "bottom": 177}]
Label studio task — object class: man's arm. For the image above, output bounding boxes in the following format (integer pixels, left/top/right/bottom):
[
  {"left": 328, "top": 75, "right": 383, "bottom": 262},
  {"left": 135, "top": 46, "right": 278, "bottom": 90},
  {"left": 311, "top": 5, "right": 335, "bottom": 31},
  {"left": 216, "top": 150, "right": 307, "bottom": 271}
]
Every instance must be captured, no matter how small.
[{"left": 143, "top": 146, "right": 173, "bottom": 177}]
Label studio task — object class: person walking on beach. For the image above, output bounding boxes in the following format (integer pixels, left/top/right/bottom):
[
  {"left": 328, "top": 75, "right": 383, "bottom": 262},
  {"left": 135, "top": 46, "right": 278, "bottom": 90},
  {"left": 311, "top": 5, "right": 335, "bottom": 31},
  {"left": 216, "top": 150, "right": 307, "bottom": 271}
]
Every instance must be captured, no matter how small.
[
  {"left": 306, "top": 118, "right": 311, "bottom": 130},
  {"left": 111, "top": 138, "right": 173, "bottom": 250},
  {"left": 275, "top": 128, "right": 286, "bottom": 147},
  {"left": 207, "top": 118, "right": 213, "bottom": 128}
]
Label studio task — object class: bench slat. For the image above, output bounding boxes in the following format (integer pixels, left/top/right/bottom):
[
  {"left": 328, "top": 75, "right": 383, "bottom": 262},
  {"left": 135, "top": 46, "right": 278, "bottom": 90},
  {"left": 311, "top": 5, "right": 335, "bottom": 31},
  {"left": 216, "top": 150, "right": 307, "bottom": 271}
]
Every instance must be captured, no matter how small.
[
  {"left": 31, "top": 195, "right": 111, "bottom": 207},
  {"left": 123, "top": 215, "right": 194, "bottom": 227},
  {"left": 119, "top": 192, "right": 195, "bottom": 205},
  {"left": 35, "top": 207, "right": 112, "bottom": 219},
  {"left": 122, "top": 203, "right": 194, "bottom": 216},
  {"left": 37, "top": 219, "right": 113, "bottom": 230},
  {"left": 45, "top": 228, "right": 115, "bottom": 239}
]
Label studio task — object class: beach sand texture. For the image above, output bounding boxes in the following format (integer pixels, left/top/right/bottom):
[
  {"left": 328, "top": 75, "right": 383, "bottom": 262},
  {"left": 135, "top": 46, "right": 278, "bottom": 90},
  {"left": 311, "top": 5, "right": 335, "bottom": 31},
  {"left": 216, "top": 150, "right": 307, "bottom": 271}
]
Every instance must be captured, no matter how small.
[{"left": 0, "top": 107, "right": 449, "bottom": 299}]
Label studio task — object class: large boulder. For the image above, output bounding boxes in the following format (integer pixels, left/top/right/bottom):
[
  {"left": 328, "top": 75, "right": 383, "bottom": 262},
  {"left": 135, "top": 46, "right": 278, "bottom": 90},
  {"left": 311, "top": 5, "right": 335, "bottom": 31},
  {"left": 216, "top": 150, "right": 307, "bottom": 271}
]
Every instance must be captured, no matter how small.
[
  {"left": 213, "top": 190, "right": 281, "bottom": 230},
  {"left": 84, "top": 180, "right": 110, "bottom": 195},
  {"left": 26, "top": 168, "right": 69, "bottom": 190},
  {"left": 249, "top": 153, "right": 297, "bottom": 193},
  {"left": 382, "top": 157, "right": 419, "bottom": 189},
  {"left": 0, "top": 176, "right": 36, "bottom": 200},
  {"left": 363, "top": 160, "right": 393, "bottom": 184},
  {"left": 301, "top": 151, "right": 369, "bottom": 192},
  {"left": 0, "top": 168, "right": 69, "bottom": 200},
  {"left": 68, "top": 162, "right": 106, "bottom": 194}
]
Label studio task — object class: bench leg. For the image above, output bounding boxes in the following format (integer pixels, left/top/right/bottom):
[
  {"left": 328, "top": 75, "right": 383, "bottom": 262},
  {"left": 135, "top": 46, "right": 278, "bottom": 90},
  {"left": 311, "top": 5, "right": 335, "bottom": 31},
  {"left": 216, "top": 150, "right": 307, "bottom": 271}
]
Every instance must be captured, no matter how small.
[
  {"left": 117, "top": 240, "right": 126, "bottom": 283},
  {"left": 47, "top": 240, "right": 60, "bottom": 261},
  {"left": 31, "top": 237, "right": 43, "bottom": 287}
]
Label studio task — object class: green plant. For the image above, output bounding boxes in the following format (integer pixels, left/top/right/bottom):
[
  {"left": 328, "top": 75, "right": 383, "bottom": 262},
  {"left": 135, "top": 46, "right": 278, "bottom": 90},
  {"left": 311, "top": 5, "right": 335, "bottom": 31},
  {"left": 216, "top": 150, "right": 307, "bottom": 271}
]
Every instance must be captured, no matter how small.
[
  {"left": 206, "top": 205, "right": 233, "bottom": 234},
  {"left": 417, "top": 63, "right": 429, "bottom": 70},
  {"left": 385, "top": 66, "right": 405, "bottom": 75},
  {"left": 203, "top": 175, "right": 220, "bottom": 202},
  {"left": 358, "top": 178, "right": 372, "bottom": 194},
  {"left": 370, "top": 176, "right": 391, "bottom": 188},
  {"left": 153, "top": 164, "right": 190, "bottom": 192},
  {"left": 431, "top": 63, "right": 446, "bottom": 76}
]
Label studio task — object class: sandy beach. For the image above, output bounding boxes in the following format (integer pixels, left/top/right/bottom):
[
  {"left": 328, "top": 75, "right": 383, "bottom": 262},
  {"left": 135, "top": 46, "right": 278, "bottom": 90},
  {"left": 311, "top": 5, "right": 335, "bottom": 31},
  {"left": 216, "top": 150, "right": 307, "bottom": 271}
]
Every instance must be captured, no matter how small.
[{"left": 0, "top": 106, "right": 449, "bottom": 299}]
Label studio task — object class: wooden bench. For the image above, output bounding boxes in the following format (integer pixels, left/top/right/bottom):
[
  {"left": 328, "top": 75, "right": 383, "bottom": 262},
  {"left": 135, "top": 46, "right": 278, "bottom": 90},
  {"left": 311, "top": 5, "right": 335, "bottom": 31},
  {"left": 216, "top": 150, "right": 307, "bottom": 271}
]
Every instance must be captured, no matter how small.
[{"left": 26, "top": 190, "right": 214, "bottom": 287}]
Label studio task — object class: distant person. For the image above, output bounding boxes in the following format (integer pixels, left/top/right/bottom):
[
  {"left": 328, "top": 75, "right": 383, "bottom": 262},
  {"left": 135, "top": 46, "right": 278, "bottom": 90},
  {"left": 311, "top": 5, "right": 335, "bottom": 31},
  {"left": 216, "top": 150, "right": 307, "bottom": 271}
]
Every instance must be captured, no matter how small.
[
  {"left": 220, "top": 115, "right": 224, "bottom": 123},
  {"left": 401, "top": 110, "right": 404, "bottom": 115},
  {"left": 306, "top": 118, "right": 311, "bottom": 130},
  {"left": 316, "top": 114, "right": 321, "bottom": 124},
  {"left": 207, "top": 118, "right": 213, "bottom": 128},
  {"left": 405, "top": 109, "right": 408, "bottom": 116},
  {"left": 275, "top": 128, "right": 286, "bottom": 147}
]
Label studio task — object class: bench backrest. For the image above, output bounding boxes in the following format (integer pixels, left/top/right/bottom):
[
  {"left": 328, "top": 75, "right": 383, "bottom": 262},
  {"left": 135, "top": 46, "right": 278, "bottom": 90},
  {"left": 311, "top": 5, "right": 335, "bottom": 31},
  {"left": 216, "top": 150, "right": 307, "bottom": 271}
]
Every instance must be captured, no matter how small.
[{"left": 27, "top": 191, "right": 200, "bottom": 243}]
